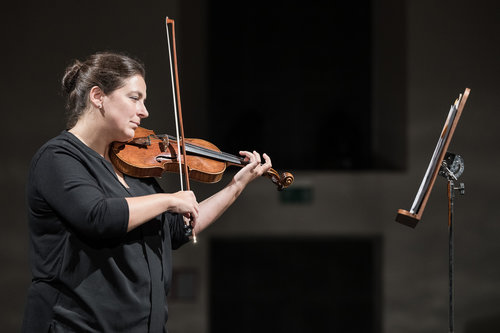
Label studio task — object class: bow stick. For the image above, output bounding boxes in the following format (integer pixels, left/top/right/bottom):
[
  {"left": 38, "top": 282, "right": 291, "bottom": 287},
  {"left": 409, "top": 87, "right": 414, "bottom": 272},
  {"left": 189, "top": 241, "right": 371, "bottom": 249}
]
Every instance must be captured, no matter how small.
[{"left": 166, "top": 17, "right": 197, "bottom": 243}]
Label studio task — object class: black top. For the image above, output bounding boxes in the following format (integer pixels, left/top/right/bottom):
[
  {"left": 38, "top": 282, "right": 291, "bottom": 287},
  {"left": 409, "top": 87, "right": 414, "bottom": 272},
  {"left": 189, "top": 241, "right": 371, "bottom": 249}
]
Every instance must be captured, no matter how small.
[{"left": 23, "top": 131, "right": 189, "bottom": 333}]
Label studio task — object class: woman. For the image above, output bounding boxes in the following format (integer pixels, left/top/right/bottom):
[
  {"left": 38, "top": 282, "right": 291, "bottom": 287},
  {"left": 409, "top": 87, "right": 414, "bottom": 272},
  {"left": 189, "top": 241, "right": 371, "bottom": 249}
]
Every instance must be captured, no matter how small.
[{"left": 23, "top": 52, "right": 271, "bottom": 332}]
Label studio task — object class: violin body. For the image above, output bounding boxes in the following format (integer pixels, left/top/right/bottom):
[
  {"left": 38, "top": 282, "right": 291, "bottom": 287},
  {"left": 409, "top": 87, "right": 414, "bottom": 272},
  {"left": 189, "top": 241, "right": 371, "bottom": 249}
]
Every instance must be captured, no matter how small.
[
  {"left": 111, "top": 127, "right": 226, "bottom": 183},
  {"left": 110, "top": 127, "right": 294, "bottom": 190}
]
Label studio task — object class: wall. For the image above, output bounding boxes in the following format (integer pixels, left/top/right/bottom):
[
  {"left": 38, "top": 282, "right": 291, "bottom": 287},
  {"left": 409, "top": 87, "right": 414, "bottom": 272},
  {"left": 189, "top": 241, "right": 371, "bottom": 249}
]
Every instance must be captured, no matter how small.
[{"left": 167, "top": 1, "right": 500, "bottom": 332}]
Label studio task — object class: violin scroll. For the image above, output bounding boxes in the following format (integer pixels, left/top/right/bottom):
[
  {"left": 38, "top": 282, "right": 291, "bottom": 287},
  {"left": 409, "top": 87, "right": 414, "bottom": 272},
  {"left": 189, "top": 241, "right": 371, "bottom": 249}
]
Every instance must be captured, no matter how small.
[{"left": 266, "top": 169, "right": 294, "bottom": 191}]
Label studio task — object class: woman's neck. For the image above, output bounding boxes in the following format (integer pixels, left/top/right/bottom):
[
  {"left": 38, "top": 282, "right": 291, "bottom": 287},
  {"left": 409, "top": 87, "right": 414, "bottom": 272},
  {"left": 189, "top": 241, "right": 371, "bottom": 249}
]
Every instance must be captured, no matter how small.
[
  {"left": 69, "top": 113, "right": 130, "bottom": 188},
  {"left": 69, "top": 116, "right": 111, "bottom": 160}
]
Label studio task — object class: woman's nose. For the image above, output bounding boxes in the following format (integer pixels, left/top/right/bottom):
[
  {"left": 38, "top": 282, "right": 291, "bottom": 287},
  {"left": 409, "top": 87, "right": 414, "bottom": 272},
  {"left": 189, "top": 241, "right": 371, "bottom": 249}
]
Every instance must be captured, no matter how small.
[{"left": 138, "top": 104, "right": 149, "bottom": 118}]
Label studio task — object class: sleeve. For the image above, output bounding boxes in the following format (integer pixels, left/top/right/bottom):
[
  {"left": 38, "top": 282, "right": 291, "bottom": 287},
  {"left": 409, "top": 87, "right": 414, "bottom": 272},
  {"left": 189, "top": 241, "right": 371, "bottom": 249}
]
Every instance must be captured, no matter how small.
[
  {"left": 167, "top": 213, "right": 190, "bottom": 250},
  {"left": 32, "top": 146, "right": 129, "bottom": 240},
  {"left": 144, "top": 173, "right": 190, "bottom": 249}
]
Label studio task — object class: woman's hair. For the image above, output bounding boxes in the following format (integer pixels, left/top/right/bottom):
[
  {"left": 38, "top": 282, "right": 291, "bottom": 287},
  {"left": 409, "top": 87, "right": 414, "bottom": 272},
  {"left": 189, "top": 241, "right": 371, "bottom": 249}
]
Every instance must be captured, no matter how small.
[{"left": 61, "top": 52, "right": 146, "bottom": 128}]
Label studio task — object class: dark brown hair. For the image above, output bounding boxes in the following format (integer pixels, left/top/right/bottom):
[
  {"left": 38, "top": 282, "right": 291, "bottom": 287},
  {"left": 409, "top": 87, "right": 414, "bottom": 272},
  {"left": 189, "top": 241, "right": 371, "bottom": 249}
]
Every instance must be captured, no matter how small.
[{"left": 61, "top": 52, "right": 146, "bottom": 128}]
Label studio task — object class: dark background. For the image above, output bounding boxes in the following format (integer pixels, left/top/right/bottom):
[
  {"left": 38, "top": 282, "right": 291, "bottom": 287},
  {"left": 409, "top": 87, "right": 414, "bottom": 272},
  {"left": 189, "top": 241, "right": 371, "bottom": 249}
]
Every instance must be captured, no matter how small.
[
  {"left": 2, "top": 0, "right": 500, "bottom": 332},
  {"left": 208, "top": 0, "right": 375, "bottom": 170},
  {"left": 210, "top": 237, "right": 381, "bottom": 332}
]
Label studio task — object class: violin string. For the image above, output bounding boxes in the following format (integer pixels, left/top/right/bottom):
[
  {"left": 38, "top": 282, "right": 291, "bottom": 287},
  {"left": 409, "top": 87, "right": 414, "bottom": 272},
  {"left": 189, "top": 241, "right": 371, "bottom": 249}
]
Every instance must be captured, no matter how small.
[
  {"left": 185, "top": 143, "right": 241, "bottom": 163},
  {"left": 187, "top": 145, "right": 243, "bottom": 164},
  {"left": 164, "top": 135, "right": 244, "bottom": 165},
  {"left": 165, "top": 19, "right": 184, "bottom": 190}
]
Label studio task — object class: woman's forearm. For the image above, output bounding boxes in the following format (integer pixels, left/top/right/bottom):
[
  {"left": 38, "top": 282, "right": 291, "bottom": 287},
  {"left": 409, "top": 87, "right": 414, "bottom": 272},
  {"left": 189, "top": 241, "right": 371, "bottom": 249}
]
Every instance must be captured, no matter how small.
[
  {"left": 195, "top": 178, "right": 245, "bottom": 234},
  {"left": 125, "top": 191, "right": 199, "bottom": 232}
]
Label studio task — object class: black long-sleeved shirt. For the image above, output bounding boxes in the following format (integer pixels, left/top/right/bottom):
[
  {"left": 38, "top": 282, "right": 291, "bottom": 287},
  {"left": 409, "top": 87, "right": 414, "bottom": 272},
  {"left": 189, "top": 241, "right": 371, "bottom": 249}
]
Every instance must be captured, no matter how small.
[{"left": 23, "top": 131, "right": 189, "bottom": 333}]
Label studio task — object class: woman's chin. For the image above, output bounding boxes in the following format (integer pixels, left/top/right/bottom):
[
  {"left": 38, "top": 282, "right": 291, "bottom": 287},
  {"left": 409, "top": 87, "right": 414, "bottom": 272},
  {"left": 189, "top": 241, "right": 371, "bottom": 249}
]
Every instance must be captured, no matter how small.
[
  {"left": 116, "top": 130, "right": 136, "bottom": 142},
  {"left": 125, "top": 132, "right": 136, "bottom": 141}
]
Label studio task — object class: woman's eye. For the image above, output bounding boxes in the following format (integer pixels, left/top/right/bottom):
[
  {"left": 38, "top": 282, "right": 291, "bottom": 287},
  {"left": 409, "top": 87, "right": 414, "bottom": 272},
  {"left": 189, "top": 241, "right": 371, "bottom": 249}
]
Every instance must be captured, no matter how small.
[{"left": 130, "top": 96, "right": 139, "bottom": 101}]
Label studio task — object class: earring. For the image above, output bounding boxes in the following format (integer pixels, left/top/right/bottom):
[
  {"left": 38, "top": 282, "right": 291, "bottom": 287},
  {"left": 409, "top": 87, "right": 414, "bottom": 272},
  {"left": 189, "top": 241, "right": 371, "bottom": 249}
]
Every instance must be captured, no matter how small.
[{"left": 98, "top": 104, "right": 102, "bottom": 109}]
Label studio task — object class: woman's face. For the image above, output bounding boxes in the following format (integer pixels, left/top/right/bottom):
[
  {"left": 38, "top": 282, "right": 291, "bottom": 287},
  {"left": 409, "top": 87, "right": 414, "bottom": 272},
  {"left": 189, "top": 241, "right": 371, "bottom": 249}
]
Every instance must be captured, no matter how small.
[{"left": 102, "top": 74, "right": 148, "bottom": 141}]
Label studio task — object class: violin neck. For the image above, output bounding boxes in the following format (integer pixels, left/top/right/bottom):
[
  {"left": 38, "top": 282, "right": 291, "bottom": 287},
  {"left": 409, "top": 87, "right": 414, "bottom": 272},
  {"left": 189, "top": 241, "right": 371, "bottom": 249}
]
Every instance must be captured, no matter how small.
[{"left": 174, "top": 136, "right": 245, "bottom": 165}]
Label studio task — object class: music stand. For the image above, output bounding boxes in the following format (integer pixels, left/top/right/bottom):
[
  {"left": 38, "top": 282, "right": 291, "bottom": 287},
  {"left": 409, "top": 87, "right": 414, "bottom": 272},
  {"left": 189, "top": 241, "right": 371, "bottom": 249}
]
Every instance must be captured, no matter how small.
[{"left": 396, "top": 88, "right": 470, "bottom": 333}]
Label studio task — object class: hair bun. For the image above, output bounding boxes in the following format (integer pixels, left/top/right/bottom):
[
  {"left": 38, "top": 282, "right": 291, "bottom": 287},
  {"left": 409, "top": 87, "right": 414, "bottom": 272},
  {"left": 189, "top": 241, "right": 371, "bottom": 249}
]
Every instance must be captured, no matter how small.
[{"left": 62, "top": 60, "right": 83, "bottom": 94}]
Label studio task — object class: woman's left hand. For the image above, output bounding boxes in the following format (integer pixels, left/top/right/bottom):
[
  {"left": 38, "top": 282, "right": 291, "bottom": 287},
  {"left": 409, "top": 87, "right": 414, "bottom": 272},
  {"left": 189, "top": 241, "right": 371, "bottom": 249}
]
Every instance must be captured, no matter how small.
[{"left": 233, "top": 150, "right": 272, "bottom": 189}]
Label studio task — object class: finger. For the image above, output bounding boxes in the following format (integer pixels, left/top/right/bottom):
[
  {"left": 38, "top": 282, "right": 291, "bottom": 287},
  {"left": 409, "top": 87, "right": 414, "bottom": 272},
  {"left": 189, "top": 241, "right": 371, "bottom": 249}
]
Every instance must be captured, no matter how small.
[
  {"left": 262, "top": 153, "right": 272, "bottom": 169},
  {"left": 193, "top": 201, "right": 200, "bottom": 217},
  {"left": 185, "top": 215, "right": 196, "bottom": 230},
  {"left": 190, "top": 207, "right": 199, "bottom": 223},
  {"left": 185, "top": 191, "right": 198, "bottom": 208},
  {"left": 239, "top": 150, "right": 253, "bottom": 163},
  {"left": 240, "top": 150, "right": 258, "bottom": 166},
  {"left": 253, "top": 150, "right": 262, "bottom": 164},
  {"left": 186, "top": 190, "right": 197, "bottom": 200},
  {"left": 183, "top": 208, "right": 198, "bottom": 225}
]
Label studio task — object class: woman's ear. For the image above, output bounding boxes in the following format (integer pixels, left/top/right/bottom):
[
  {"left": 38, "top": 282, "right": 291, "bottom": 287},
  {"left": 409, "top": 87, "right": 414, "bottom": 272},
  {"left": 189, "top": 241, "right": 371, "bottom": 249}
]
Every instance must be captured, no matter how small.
[{"left": 89, "top": 86, "right": 104, "bottom": 109}]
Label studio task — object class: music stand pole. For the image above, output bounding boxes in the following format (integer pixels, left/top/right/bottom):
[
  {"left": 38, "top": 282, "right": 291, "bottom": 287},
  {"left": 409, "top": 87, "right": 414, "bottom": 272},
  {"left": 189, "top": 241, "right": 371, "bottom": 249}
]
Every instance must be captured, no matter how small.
[
  {"left": 441, "top": 158, "right": 465, "bottom": 333},
  {"left": 447, "top": 178, "right": 455, "bottom": 333}
]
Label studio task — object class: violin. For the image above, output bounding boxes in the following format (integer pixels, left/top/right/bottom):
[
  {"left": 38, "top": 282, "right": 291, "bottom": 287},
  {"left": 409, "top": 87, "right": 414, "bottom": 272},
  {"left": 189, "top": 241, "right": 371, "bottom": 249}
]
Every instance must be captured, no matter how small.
[{"left": 110, "top": 126, "right": 294, "bottom": 191}]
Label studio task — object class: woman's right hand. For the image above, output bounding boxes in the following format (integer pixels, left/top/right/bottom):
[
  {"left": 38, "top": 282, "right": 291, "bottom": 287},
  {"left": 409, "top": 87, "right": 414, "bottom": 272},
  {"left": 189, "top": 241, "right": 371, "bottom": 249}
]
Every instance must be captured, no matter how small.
[{"left": 167, "top": 191, "right": 200, "bottom": 223}]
